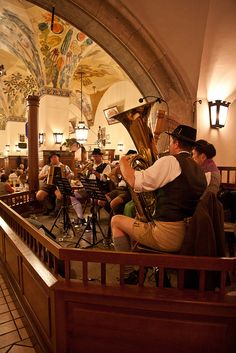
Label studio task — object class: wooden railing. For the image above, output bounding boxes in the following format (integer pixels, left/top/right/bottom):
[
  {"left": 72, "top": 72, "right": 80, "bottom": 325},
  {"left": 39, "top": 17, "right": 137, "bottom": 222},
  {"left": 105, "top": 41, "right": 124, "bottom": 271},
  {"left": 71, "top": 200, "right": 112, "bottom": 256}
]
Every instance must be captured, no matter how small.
[
  {"left": 218, "top": 166, "right": 236, "bottom": 188},
  {"left": 0, "top": 190, "right": 36, "bottom": 207},
  {"left": 1, "top": 193, "right": 236, "bottom": 353},
  {"left": 0, "top": 199, "right": 235, "bottom": 294}
]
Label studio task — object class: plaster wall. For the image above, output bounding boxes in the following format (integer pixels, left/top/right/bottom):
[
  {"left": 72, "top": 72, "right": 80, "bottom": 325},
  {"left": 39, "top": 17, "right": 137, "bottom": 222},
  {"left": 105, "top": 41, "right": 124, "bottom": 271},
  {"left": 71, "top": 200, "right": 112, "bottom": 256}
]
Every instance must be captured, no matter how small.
[
  {"left": 85, "top": 80, "right": 141, "bottom": 157},
  {"left": 4, "top": 121, "right": 27, "bottom": 156},
  {"left": 38, "top": 95, "right": 70, "bottom": 150}
]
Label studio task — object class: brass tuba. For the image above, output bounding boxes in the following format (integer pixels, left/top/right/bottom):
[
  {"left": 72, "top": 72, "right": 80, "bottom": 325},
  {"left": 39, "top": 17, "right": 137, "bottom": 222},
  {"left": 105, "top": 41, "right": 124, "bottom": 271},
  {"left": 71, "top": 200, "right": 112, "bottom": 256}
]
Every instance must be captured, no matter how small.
[{"left": 115, "top": 102, "right": 165, "bottom": 222}]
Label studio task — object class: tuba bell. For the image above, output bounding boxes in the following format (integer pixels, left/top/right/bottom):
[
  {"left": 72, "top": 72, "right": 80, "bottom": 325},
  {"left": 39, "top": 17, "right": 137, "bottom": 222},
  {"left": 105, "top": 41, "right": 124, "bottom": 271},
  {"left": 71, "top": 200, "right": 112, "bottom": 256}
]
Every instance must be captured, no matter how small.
[{"left": 115, "top": 102, "right": 163, "bottom": 222}]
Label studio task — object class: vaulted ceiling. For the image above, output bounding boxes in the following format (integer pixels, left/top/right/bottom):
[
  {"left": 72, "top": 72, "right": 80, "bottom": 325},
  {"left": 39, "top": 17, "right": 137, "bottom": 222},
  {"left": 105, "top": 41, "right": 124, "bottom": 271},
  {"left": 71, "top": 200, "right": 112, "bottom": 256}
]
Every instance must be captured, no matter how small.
[
  {"left": 1, "top": 0, "right": 236, "bottom": 137},
  {"left": 0, "top": 0, "right": 130, "bottom": 129}
]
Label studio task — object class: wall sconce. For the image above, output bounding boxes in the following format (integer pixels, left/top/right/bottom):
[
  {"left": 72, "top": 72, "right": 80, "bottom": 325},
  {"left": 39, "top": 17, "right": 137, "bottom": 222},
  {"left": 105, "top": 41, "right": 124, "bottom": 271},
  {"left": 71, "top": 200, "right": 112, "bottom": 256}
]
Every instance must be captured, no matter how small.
[
  {"left": 208, "top": 100, "right": 231, "bottom": 128},
  {"left": 53, "top": 132, "right": 63, "bottom": 144},
  {"left": 39, "top": 133, "right": 45, "bottom": 145},
  {"left": 5, "top": 144, "right": 10, "bottom": 152},
  {"left": 117, "top": 143, "right": 124, "bottom": 152},
  {"left": 15, "top": 144, "right": 20, "bottom": 152}
]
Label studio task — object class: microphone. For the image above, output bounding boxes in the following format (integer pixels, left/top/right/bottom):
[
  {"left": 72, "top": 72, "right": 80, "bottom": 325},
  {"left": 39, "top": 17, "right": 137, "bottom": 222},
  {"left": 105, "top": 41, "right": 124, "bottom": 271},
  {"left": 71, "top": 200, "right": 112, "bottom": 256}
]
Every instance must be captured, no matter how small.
[{"left": 138, "top": 96, "right": 165, "bottom": 104}]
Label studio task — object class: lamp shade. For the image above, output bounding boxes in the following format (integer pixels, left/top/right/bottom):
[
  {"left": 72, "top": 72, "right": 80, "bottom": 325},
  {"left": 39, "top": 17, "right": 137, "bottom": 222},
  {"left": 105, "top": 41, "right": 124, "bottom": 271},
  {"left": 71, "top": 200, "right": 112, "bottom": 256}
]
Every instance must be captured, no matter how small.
[
  {"left": 117, "top": 143, "right": 124, "bottom": 152},
  {"left": 53, "top": 132, "right": 63, "bottom": 144},
  {"left": 39, "top": 133, "right": 45, "bottom": 145},
  {"left": 208, "top": 100, "right": 230, "bottom": 128},
  {"left": 75, "top": 121, "right": 88, "bottom": 143}
]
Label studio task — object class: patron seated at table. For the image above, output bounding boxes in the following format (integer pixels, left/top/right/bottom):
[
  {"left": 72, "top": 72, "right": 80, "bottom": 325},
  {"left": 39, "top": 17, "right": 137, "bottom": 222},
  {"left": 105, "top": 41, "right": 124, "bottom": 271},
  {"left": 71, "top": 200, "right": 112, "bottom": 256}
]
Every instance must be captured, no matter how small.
[
  {"left": 0, "top": 174, "right": 14, "bottom": 195},
  {"left": 36, "top": 152, "right": 74, "bottom": 215},
  {"left": 8, "top": 169, "right": 18, "bottom": 187}
]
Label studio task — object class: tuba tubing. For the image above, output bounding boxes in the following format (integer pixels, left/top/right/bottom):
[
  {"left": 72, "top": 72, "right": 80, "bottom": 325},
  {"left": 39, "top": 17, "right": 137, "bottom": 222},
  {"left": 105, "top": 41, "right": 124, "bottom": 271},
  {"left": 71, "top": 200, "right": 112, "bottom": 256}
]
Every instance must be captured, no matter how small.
[{"left": 115, "top": 102, "right": 160, "bottom": 222}]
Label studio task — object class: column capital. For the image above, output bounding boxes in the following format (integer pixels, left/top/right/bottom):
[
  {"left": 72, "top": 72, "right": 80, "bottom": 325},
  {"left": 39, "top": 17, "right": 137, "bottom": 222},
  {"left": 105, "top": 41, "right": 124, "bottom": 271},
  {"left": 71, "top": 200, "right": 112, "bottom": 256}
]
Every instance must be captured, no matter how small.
[{"left": 27, "top": 95, "right": 40, "bottom": 106}]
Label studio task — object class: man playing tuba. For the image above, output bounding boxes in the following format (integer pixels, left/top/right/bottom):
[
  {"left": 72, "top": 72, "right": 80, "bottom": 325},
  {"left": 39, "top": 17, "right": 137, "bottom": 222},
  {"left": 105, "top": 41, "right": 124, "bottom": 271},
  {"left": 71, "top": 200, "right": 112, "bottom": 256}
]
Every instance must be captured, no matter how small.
[{"left": 111, "top": 125, "right": 207, "bottom": 283}]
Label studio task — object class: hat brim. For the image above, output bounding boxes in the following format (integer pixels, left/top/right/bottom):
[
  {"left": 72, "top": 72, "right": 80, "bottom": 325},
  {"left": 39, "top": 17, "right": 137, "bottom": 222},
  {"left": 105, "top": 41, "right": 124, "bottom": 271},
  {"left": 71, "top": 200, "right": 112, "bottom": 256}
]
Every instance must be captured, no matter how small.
[{"left": 165, "top": 131, "right": 197, "bottom": 145}]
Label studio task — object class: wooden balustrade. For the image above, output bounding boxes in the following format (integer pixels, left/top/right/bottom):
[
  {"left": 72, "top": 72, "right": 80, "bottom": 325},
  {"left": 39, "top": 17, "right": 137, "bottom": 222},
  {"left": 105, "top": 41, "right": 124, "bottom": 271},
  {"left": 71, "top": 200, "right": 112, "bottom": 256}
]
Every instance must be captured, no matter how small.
[
  {"left": 1, "top": 191, "right": 236, "bottom": 353},
  {"left": 0, "top": 200, "right": 235, "bottom": 294},
  {"left": 218, "top": 166, "right": 236, "bottom": 188}
]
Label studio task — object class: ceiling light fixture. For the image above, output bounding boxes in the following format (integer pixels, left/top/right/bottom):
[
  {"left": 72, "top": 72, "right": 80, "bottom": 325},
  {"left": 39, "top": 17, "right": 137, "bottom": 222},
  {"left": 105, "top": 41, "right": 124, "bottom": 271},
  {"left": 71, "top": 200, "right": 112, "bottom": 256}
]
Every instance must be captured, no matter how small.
[{"left": 75, "top": 71, "right": 88, "bottom": 143}]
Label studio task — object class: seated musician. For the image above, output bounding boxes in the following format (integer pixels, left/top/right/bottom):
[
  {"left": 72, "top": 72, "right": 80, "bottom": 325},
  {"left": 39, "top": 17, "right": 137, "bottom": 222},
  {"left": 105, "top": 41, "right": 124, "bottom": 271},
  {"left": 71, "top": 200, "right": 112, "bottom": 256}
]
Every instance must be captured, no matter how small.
[
  {"left": 69, "top": 148, "right": 111, "bottom": 223},
  {"left": 87, "top": 148, "right": 111, "bottom": 182},
  {"left": 192, "top": 139, "right": 220, "bottom": 195},
  {"left": 36, "top": 152, "right": 74, "bottom": 215},
  {"left": 111, "top": 125, "right": 207, "bottom": 283},
  {"left": 105, "top": 150, "right": 137, "bottom": 215}
]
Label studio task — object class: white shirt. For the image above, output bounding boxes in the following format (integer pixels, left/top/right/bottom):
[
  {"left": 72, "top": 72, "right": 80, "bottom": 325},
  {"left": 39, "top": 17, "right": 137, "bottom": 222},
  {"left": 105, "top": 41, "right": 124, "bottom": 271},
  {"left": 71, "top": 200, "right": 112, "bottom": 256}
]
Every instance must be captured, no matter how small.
[
  {"left": 89, "top": 163, "right": 112, "bottom": 181},
  {"left": 39, "top": 162, "right": 74, "bottom": 180},
  {"left": 134, "top": 155, "right": 181, "bottom": 192}
]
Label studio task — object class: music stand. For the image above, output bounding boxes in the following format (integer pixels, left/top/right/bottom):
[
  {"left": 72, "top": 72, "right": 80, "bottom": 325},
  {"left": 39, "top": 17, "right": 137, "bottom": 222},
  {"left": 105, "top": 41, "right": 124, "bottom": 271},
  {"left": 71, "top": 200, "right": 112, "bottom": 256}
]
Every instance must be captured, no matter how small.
[
  {"left": 49, "top": 177, "right": 76, "bottom": 239},
  {"left": 75, "top": 178, "right": 107, "bottom": 248}
]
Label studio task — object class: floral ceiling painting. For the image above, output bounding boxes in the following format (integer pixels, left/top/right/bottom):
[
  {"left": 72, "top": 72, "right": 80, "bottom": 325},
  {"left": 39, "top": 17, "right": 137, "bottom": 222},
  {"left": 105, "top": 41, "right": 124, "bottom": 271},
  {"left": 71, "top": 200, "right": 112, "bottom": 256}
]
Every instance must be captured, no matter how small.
[{"left": 0, "top": 0, "right": 129, "bottom": 129}]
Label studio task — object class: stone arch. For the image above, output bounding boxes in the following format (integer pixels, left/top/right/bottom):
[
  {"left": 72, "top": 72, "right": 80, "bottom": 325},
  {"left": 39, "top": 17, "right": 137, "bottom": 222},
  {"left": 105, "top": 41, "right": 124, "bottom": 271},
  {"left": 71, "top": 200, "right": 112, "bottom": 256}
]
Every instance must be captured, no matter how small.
[{"left": 29, "top": 0, "right": 193, "bottom": 121}]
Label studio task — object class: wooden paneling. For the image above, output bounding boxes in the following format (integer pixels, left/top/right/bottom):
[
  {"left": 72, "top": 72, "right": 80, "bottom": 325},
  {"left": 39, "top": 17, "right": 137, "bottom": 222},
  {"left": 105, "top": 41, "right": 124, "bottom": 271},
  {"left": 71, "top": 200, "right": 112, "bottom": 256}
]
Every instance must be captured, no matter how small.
[
  {"left": 0, "top": 158, "right": 4, "bottom": 169},
  {"left": 53, "top": 285, "right": 236, "bottom": 353},
  {"left": 39, "top": 150, "right": 74, "bottom": 171},
  {"left": 5, "top": 237, "right": 20, "bottom": 287},
  {"left": 22, "top": 262, "right": 51, "bottom": 337},
  {"left": 4, "top": 155, "right": 28, "bottom": 171}
]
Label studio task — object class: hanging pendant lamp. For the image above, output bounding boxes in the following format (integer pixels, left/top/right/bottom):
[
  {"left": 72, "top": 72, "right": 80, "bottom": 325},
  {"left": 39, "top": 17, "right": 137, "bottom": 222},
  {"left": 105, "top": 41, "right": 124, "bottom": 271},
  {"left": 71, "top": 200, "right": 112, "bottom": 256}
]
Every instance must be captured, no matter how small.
[{"left": 75, "top": 71, "right": 88, "bottom": 143}]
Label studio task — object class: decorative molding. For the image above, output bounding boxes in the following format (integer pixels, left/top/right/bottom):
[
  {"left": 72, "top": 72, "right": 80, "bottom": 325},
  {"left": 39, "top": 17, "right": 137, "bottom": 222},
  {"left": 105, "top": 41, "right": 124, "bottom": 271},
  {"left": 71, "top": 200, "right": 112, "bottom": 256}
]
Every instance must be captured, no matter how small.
[
  {"left": 7, "top": 116, "right": 26, "bottom": 122},
  {"left": 39, "top": 86, "right": 72, "bottom": 98}
]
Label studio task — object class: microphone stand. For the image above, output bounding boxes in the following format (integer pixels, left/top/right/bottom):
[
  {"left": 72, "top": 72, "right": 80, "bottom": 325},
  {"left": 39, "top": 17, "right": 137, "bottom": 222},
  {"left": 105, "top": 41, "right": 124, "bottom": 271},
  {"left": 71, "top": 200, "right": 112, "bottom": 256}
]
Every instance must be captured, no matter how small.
[{"left": 139, "top": 95, "right": 170, "bottom": 125}]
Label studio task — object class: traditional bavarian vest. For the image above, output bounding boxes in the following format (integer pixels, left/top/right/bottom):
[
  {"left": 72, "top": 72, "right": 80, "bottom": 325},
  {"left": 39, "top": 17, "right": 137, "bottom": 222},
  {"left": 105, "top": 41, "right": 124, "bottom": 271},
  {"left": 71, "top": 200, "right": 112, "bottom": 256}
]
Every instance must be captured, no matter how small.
[
  {"left": 95, "top": 163, "right": 107, "bottom": 175},
  {"left": 155, "top": 153, "right": 207, "bottom": 221}
]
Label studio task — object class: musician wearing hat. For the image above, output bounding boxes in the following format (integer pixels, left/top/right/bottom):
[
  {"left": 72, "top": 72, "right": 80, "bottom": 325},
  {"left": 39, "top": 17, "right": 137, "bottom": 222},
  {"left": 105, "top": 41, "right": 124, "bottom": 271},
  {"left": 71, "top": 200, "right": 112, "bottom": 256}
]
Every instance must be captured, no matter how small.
[
  {"left": 111, "top": 124, "right": 207, "bottom": 284},
  {"left": 36, "top": 152, "right": 74, "bottom": 215},
  {"left": 87, "top": 148, "right": 111, "bottom": 181}
]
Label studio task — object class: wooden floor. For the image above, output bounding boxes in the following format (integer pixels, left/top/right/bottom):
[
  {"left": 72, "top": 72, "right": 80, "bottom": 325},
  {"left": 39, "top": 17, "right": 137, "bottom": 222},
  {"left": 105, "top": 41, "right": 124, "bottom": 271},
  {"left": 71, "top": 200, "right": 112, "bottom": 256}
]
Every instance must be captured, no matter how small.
[{"left": 0, "top": 269, "right": 42, "bottom": 353}]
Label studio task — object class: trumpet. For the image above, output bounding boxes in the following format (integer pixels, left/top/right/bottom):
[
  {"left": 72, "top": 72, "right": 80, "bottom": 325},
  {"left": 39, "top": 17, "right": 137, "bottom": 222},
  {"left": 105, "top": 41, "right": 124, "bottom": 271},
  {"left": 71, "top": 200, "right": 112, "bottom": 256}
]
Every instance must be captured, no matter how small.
[{"left": 77, "top": 162, "right": 94, "bottom": 178}]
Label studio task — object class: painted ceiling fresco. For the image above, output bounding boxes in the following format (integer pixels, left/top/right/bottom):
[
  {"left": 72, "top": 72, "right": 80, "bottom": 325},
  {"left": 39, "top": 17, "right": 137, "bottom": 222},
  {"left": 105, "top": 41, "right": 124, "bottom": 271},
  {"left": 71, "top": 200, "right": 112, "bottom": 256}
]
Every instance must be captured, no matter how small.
[{"left": 0, "top": 0, "right": 129, "bottom": 129}]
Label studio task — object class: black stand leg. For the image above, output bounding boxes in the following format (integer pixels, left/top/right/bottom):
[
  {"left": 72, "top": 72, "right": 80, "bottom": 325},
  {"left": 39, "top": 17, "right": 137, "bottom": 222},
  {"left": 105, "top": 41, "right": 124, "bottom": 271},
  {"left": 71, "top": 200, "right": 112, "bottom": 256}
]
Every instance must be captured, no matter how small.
[
  {"left": 50, "top": 195, "right": 76, "bottom": 239},
  {"left": 75, "top": 197, "right": 106, "bottom": 248}
]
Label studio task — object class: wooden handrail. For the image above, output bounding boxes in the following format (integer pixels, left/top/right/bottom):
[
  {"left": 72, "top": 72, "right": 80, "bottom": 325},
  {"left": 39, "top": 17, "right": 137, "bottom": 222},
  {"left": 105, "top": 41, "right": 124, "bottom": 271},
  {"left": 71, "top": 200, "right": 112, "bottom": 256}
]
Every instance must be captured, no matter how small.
[{"left": 0, "top": 199, "right": 235, "bottom": 295}]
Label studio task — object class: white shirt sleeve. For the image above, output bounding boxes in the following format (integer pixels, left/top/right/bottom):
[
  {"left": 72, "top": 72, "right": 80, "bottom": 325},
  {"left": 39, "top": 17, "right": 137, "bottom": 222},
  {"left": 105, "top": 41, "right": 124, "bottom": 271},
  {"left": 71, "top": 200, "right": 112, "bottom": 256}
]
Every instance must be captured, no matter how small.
[
  {"left": 100, "top": 164, "right": 112, "bottom": 181},
  {"left": 39, "top": 165, "right": 49, "bottom": 178},
  {"left": 134, "top": 155, "right": 181, "bottom": 192}
]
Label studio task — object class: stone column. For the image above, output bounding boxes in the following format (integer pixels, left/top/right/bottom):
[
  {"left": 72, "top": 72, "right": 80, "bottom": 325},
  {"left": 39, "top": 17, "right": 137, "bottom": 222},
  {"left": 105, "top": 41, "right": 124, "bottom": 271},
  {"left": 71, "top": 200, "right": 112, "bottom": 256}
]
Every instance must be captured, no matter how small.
[{"left": 27, "top": 95, "right": 40, "bottom": 191}]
